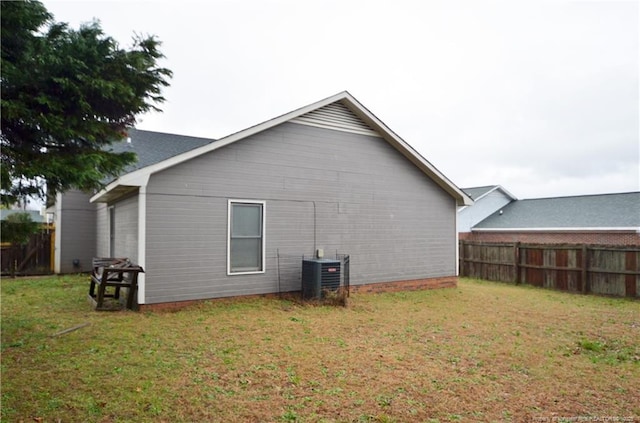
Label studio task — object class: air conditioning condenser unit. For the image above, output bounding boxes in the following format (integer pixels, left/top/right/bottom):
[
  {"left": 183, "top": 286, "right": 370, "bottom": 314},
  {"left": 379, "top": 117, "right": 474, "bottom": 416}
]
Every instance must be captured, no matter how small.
[{"left": 301, "top": 259, "right": 341, "bottom": 300}]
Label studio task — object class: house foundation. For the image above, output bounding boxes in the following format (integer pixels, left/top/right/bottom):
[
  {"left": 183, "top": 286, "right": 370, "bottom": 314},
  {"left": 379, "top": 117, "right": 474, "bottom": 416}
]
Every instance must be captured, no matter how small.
[{"left": 139, "top": 276, "right": 458, "bottom": 312}]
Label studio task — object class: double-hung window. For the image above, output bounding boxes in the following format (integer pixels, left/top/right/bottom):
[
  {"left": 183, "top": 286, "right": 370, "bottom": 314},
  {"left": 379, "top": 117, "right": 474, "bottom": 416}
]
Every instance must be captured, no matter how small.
[{"left": 228, "top": 200, "right": 265, "bottom": 275}]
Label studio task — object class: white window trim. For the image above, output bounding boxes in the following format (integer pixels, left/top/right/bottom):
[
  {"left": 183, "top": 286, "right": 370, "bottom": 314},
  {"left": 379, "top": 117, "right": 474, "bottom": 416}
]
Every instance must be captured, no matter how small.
[{"left": 227, "top": 199, "right": 266, "bottom": 276}]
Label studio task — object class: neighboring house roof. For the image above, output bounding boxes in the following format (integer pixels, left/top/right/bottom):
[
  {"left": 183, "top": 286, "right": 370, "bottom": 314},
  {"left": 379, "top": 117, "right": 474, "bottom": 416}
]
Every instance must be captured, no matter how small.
[
  {"left": 0, "top": 209, "right": 45, "bottom": 223},
  {"left": 109, "top": 128, "right": 215, "bottom": 174},
  {"left": 91, "top": 91, "right": 473, "bottom": 206},
  {"left": 458, "top": 185, "right": 517, "bottom": 214},
  {"left": 461, "top": 185, "right": 517, "bottom": 202},
  {"left": 473, "top": 192, "right": 640, "bottom": 231}
]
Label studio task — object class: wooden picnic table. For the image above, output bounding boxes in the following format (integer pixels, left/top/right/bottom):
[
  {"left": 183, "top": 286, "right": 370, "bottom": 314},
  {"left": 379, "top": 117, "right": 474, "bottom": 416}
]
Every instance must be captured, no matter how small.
[{"left": 89, "top": 258, "right": 144, "bottom": 311}]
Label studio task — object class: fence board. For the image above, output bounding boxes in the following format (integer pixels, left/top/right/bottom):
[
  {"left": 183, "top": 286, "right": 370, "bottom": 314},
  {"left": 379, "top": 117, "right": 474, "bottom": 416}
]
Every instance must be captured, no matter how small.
[
  {"left": 523, "top": 247, "right": 544, "bottom": 287},
  {"left": 459, "top": 241, "right": 639, "bottom": 298},
  {"left": 1, "top": 231, "right": 53, "bottom": 276},
  {"left": 589, "top": 249, "right": 626, "bottom": 297},
  {"left": 626, "top": 251, "right": 637, "bottom": 297},
  {"left": 460, "top": 242, "right": 516, "bottom": 282}
]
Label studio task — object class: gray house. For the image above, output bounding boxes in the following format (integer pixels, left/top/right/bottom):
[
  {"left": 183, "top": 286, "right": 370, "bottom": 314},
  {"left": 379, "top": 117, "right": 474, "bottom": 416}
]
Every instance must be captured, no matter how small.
[
  {"left": 457, "top": 185, "right": 517, "bottom": 235},
  {"left": 57, "top": 92, "right": 473, "bottom": 307},
  {"left": 53, "top": 130, "right": 213, "bottom": 274},
  {"left": 53, "top": 190, "right": 99, "bottom": 273}
]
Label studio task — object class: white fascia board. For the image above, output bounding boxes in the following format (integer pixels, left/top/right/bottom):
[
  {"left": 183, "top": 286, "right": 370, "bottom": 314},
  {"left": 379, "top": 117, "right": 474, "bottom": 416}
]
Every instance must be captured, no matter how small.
[
  {"left": 89, "top": 90, "right": 473, "bottom": 207},
  {"left": 468, "top": 186, "right": 497, "bottom": 202},
  {"left": 472, "top": 227, "right": 640, "bottom": 232},
  {"left": 90, "top": 174, "right": 150, "bottom": 203},
  {"left": 90, "top": 92, "right": 352, "bottom": 203},
  {"left": 117, "top": 172, "right": 151, "bottom": 188},
  {"left": 91, "top": 182, "right": 116, "bottom": 203},
  {"left": 470, "top": 185, "right": 517, "bottom": 203},
  {"left": 339, "top": 93, "right": 473, "bottom": 207},
  {"left": 495, "top": 185, "right": 518, "bottom": 201}
]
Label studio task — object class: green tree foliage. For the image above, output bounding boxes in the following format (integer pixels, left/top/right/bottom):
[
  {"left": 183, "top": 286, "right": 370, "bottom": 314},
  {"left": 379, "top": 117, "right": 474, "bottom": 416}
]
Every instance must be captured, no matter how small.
[
  {"left": 0, "top": 212, "right": 40, "bottom": 246},
  {"left": 1, "top": 0, "right": 172, "bottom": 205},
  {"left": 1, "top": 212, "right": 41, "bottom": 277}
]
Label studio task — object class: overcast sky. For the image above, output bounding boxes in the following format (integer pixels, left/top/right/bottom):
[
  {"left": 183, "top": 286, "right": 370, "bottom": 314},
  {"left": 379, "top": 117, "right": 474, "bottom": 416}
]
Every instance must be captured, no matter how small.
[{"left": 44, "top": 0, "right": 639, "bottom": 200}]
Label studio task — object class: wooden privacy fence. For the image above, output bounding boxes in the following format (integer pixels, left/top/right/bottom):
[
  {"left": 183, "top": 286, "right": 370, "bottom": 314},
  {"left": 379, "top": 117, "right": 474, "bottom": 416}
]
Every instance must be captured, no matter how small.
[
  {"left": 1, "top": 230, "right": 54, "bottom": 276},
  {"left": 459, "top": 241, "right": 640, "bottom": 298}
]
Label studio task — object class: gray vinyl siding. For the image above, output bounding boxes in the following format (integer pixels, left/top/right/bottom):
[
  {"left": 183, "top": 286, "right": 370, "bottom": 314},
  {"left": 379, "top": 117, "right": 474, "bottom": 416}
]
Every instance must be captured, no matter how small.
[
  {"left": 96, "top": 203, "right": 109, "bottom": 257},
  {"left": 458, "top": 190, "right": 513, "bottom": 232},
  {"left": 111, "top": 194, "right": 139, "bottom": 263},
  {"left": 144, "top": 122, "right": 456, "bottom": 304},
  {"left": 57, "top": 190, "right": 96, "bottom": 273}
]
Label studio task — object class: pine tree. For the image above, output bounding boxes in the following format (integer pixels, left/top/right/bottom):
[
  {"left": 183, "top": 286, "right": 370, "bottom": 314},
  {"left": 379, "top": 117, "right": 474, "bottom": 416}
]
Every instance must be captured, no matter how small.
[{"left": 1, "top": 0, "right": 172, "bottom": 205}]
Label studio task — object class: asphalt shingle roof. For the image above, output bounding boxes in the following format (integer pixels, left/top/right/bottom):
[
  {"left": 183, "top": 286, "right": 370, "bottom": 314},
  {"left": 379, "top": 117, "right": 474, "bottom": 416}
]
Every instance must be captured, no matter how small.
[
  {"left": 461, "top": 185, "right": 517, "bottom": 202},
  {"left": 461, "top": 186, "right": 498, "bottom": 201},
  {"left": 108, "top": 128, "right": 215, "bottom": 176},
  {"left": 473, "top": 192, "right": 640, "bottom": 229}
]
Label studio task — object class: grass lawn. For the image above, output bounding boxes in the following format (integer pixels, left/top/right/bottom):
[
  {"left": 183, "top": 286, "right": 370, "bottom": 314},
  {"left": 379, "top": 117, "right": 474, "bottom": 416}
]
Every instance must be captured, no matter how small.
[{"left": 1, "top": 275, "right": 639, "bottom": 422}]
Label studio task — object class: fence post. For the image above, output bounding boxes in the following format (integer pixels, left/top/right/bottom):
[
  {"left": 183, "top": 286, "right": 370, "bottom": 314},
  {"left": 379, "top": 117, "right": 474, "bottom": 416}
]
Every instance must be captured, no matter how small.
[
  {"left": 581, "top": 245, "right": 588, "bottom": 294},
  {"left": 514, "top": 242, "right": 520, "bottom": 284},
  {"left": 625, "top": 250, "right": 637, "bottom": 298}
]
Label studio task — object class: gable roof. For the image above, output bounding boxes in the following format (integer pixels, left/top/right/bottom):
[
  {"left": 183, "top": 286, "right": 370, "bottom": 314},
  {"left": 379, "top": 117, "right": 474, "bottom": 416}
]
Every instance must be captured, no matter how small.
[
  {"left": 94, "top": 129, "right": 214, "bottom": 201},
  {"left": 91, "top": 91, "right": 473, "bottom": 206},
  {"left": 462, "top": 185, "right": 517, "bottom": 202},
  {"left": 473, "top": 192, "right": 640, "bottom": 231},
  {"left": 109, "top": 128, "right": 214, "bottom": 175}
]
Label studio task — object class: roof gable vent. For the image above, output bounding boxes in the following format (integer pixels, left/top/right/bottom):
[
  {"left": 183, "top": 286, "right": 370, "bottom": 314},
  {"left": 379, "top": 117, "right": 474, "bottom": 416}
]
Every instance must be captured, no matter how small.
[{"left": 291, "top": 101, "right": 381, "bottom": 137}]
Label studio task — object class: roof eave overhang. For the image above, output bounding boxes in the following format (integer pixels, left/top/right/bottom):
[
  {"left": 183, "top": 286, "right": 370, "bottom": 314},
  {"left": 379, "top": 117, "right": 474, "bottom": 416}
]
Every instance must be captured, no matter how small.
[
  {"left": 90, "top": 173, "right": 150, "bottom": 203},
  {"left": 90, "top": 185, "right": 139, "bottom": 203},
  {"left": 338, "top": 96, "right": 473, "bottom": 207},
  {"left": 473, "top": 185, "right": 517, "bottom": 202},
  {"left": 90, "top": 91, "right": 474, "bottom": 207}
]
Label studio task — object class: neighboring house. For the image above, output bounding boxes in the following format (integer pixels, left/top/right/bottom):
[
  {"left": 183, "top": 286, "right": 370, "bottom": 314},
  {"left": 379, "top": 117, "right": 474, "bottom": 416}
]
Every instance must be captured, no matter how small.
[
  {"left": 56, "top": 91, "right": 473, "bottom": 308},
  {"left": 457, "top": 185, "right": 516, "bottom": 236},
  {"left": 467, "top": 192, "right": 640, "bottom": 245}
]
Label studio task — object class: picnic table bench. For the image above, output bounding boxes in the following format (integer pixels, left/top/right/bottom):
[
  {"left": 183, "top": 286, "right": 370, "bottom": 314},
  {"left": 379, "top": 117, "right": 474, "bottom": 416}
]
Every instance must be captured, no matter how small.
[{"left": 89, "top": 258, "right": 144, "bottom": 311}]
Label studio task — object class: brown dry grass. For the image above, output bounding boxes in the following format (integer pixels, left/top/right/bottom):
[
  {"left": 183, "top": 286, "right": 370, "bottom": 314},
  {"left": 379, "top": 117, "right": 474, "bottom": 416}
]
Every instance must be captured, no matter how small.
[{"left": 1, "top": 275, "right": 639, "bottom": 422}]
